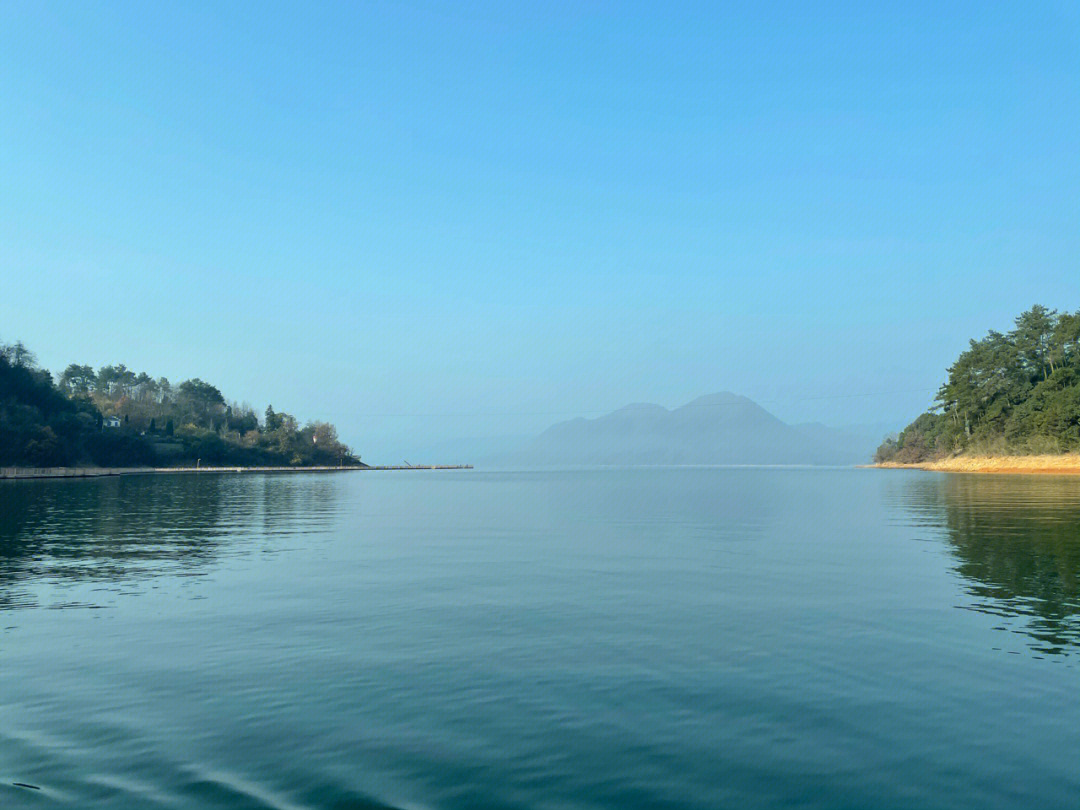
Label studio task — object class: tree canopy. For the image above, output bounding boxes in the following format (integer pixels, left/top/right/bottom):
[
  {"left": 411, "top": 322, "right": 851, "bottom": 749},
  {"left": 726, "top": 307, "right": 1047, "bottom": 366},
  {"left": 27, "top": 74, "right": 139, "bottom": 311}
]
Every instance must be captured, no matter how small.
[
  {"left": 0, "top": 339, "right": 361, "bottom": 468},
  {"left": 876, "top": 305, "right": 1080, "bottom": 463}
]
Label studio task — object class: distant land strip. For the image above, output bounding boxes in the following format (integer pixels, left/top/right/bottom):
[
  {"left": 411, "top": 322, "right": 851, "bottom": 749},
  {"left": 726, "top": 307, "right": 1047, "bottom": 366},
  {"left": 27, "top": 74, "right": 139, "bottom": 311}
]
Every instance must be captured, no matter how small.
[{"left": 0, "top": 465, "right": 472, "bottom": 480}]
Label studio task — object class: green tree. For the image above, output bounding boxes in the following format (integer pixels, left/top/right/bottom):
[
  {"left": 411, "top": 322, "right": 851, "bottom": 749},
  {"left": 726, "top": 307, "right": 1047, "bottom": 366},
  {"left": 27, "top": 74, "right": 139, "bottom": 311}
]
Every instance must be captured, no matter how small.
[
  {"left": 1012, "top": 305, "right": 1058, "bottom": 380},
  {"left": 177, "top": 379, "right": 225, "bottom": 428},
  {"left": 1, "top": 341, "right": 37, "bottom": 368},
  {"left": 96, "top": 364, "right": 137, "bottom": 397},
  {"left": 879, "top": 304, "right": 1080, "bottom": 462},
  {"left": 264, "top": 405, "right": 281, "bottom": 432},
  {"left": 59, "top": 364, "right": 97, "bottom": 395}
]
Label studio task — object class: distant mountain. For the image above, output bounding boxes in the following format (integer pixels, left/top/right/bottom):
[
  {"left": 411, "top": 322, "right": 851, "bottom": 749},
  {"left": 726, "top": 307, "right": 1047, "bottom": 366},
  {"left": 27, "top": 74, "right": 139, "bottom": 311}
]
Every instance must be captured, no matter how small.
[{"left": 508, "top": 393, "right": 875, "bottom": 466}]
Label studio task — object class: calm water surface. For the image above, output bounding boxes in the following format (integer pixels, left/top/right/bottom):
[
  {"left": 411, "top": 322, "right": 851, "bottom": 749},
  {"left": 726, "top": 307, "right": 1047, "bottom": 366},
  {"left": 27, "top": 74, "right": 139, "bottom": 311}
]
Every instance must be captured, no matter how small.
[{"left": 1, "top": 469, "right": 1078, "bottom": 809}]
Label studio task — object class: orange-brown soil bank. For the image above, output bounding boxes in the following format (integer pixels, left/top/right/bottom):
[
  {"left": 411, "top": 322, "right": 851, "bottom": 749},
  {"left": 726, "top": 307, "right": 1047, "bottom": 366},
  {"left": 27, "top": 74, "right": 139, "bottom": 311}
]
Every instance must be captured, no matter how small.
[{"left": 872, "top": 454, "right": 1080, "bottom": 475}]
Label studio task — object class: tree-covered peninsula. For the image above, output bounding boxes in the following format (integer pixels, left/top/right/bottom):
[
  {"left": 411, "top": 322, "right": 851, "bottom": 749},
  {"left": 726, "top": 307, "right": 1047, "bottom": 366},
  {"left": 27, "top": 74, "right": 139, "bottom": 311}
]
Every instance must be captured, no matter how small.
[
  {"left": 0, "top": 340, "right": 361, "bottom": 468},
  {"left": 876, "top": 306, "right": 1080, "bottom": 464}
]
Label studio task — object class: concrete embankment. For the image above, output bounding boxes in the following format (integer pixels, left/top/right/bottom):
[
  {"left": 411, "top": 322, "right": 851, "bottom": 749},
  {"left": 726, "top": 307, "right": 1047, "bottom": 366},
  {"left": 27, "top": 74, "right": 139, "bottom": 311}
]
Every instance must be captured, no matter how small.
[
  {"left": 0, "top": 465, "right": 472, "bottom": 480},
  {"left": 871, "top": 455, "right": 1080, "bottom": 475}
]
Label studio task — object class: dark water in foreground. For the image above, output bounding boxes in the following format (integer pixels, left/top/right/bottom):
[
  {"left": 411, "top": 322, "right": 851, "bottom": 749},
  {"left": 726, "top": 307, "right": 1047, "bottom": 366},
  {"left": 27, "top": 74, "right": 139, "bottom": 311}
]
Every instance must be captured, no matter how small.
[{"left": 1, "top": 468, "right": 1079, "bottom": 809}]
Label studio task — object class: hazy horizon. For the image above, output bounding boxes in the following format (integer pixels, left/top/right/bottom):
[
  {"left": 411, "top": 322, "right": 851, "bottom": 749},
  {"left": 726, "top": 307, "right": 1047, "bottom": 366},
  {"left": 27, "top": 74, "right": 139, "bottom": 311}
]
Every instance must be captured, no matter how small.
[{"left": 4, "top": 2, "right": 1078, "bottom": 462}]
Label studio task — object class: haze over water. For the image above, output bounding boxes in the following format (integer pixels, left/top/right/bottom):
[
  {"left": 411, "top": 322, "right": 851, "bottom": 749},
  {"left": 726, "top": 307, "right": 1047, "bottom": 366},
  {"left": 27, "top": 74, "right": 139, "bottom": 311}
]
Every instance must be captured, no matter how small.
[{"left": 2, "top": 468, "right": 1079, "bottom": 809}]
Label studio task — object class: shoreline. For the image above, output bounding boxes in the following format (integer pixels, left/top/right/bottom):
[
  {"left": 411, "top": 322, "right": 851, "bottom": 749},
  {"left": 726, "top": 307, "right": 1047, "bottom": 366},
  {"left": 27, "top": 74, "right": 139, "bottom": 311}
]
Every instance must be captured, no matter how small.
[
  {"left": 868, "top": 455, "right": 1080, "bottom": 475},
  {"left": 0, "top": 464, "right": 473, "bottom": 480}
]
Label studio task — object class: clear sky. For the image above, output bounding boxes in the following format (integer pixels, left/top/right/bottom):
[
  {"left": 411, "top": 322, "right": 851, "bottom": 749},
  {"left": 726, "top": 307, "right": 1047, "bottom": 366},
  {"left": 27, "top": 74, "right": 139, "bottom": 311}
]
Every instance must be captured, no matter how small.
[{"left": 2, "top": 1, "right": 1078, "bottom": 461}]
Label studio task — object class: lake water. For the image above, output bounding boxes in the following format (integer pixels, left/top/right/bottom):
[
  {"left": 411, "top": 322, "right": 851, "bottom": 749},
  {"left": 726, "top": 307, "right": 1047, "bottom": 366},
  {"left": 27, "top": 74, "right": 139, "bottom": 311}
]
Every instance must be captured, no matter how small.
[{"left": 1, "top": 468, "right": 1079, "bottom": 809}]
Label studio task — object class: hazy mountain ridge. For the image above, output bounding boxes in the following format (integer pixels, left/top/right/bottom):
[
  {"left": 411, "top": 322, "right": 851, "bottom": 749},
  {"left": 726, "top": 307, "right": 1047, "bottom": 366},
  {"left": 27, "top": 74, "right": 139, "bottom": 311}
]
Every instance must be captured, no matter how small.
[{"left": 511, "top": 393, "right": 875, "bottom": 466}]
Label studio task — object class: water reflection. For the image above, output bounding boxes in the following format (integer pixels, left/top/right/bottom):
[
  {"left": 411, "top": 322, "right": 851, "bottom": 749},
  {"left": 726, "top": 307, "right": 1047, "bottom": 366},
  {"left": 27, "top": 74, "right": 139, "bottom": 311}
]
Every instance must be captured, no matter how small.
[
  {"left": 902, "top": 474, "right": 1080, "bottom": 655},
  {"left": 0, "top": 474, "right": 341, "bottom": 610}
]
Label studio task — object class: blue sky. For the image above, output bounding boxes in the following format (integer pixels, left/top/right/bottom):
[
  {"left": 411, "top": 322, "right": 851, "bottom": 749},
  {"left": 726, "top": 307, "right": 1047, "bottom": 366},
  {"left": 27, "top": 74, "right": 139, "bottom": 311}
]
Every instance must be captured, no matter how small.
[{"left": 2, "top": 1, "right": 1078, "bottom": 461}]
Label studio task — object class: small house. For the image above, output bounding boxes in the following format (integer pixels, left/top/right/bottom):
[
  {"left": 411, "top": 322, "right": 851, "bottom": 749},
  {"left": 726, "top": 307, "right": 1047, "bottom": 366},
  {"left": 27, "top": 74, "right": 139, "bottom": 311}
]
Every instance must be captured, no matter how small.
[{"left": 102, "top": 416, "right": 122, "bottom": 429}]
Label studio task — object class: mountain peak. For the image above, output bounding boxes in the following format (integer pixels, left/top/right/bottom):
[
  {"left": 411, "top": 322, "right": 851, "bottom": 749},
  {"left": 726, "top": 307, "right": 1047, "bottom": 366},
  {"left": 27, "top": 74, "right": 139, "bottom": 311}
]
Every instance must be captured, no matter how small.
[
  {"left": 677, "top": 392, "right": 754, "bottom": 409},
  {"left": 519, "top": 392, "right": 873, "bottom": 466}
]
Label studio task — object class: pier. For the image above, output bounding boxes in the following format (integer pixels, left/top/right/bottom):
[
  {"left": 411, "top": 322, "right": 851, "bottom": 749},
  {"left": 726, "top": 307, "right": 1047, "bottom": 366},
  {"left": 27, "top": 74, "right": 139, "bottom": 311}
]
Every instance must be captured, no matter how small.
[{"left": 0, "top": 465, "right": 473, "bottom": 480}]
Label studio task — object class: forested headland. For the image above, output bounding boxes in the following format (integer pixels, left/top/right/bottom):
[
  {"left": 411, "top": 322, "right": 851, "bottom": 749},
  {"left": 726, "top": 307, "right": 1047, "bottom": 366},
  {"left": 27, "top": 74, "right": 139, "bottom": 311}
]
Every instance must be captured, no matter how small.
[
  {"left": 876, "top": 306, "right": 1080, "bottom": 463},
  {"left": 0, "top": 340, "right": 361, "bottom": 468}
]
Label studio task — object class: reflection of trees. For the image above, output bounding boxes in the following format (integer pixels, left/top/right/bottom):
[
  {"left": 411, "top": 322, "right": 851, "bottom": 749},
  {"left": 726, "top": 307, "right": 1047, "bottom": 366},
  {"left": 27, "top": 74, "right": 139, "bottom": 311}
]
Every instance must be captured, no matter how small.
[
  {"left": 909, "top": 475, "right": 1080, "bottom": 655},
  {"left": 0, "top": 474, "right": 340, "bottom": 610},
  {"left": 0, "top": 475, "right": 229, "bottom": 609},
  {"left": 257, "top": 473, "right": 340, "bottom": 539}
]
